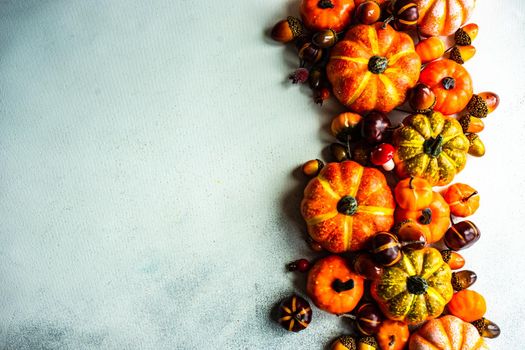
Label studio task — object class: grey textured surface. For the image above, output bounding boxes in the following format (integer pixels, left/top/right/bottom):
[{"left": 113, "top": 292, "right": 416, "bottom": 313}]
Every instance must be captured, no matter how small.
[{"left": 0, "top": 0, "right": 524, "bottom": 349}]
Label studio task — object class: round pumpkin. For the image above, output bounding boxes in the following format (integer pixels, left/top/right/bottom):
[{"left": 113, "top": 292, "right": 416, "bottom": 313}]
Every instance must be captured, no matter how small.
[
  {"left": 395, "top": 191, "right": 451, "bottom": 243},
  {"left": 394, "top": 177, "right": 433, "bottom": 210},
  {"left": 419, "top": 59, "right": 473, "bottom": 115},
  {"left": 327, "top": 23, "right": 421, "bottom": 113},
  {"left": 371, "top": 247, "right": 453, "bottom": 325},
  {"left": 300, "top": 0, "right": 356, "bottom": 32},
  {"left": 393, "top": 111, "right": 470, "bottom": 186},
  {"left": 409, "top": 315, "right": 488, "bottom": 350},
  {"left": 447, "top": 289, "right": 486, "bottom": 322},
  {"left": 301, "top": 160, "right": 395, "bottom": 252},
  {"left": 377, "top": 320, "right": 409, "bottom": 350},
  {"left": 414, "top": 0, "right": 476, "bottom": 37},
  {"left": 307, "top": 255, "right": 365, "bottom": 314},
  {"left": 443, "top": 183, "right": 480, "bottom": 217},
  {"left": 415, "top": 36, "right": 445, "bottom": 63}
]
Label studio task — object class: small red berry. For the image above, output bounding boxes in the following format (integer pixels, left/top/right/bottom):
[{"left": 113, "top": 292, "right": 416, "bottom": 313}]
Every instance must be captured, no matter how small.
[
  {"left": 287, "top": 259, "right": 310, "bottom": 272},
  {"left": 289, "top": 68, "right": 309, "bottom": 84}
]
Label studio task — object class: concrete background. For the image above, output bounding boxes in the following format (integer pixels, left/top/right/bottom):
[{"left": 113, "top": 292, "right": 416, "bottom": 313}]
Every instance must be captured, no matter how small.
[{"left": 0, "top": 0, "right": 524, "bottom": 348}]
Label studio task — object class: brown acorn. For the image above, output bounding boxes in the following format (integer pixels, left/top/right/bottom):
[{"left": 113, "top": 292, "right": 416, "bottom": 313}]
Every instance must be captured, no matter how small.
[
  {"left": 358, "top": 336, "right": 379, "bottom": 349},
  {"left": 331, "top": 335, "right": 357, "bottom": 350},
  {"left": 409, "top": 83, "right": 436, "bottom": 113},
  {"left": 356, "top": 1, "right": 381, "bottom": 25},
  {"left": 467, "top": 92, "right": 500, "bottom": 118},
  {"left": 455, "top": 23, "right": 479, "bottom": 46},
  {"left": 471, "top": 318, "right": 501, "bottom": 339},
  {"left": 441, "top": 250, "right": 465, "bottom": 270},
  {"left": 459, "top": 115, "right": 485, "bottom": 133},
  {"left": 331, "top": 112, "right": 363, "bottom": 142},
  {"left": 312, "top": 29, "right": 338, "bottom": 48},
  {"left": 271, "top": 17, "right": 304, "bottom": 43},
  {"left": 331, "top": 143, "right": 350, "bottom": 162},
  {"left": 466, "top": 134, "right": 486, "bottom": 157},
  {"left": 302, "top": 159, "right": 324, "bottom": 177},
  {"left": 452, "top": 270, "right": 477, "bottom": 291},
  {"left": 298, "top": 42, "right": 323, "bottom": 64},
  {"left": 449, "top": 45, "right": 476, "bottom": 64}
]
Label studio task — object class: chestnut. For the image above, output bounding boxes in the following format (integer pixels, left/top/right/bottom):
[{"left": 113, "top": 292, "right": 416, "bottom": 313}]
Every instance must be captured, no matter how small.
[
  {"left": 277, "top": 294, "right": 312, "bottom": 332},
  {"left": 356, "top": 303, "right": 383, "bottom": 336},
  {"left": 444, "top": 220, "right": 480, "bottom": 251},
  {"left": 360, "top": 112, "right": 391, "bottom": 144}
]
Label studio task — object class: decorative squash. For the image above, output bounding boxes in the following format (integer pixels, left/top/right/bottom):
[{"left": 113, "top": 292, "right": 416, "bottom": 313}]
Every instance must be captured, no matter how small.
[
  {"left": 409, "top": 315, "right": 488, "bottom": 350},
  {"left": 300, "top": 0, "right": 356, "bottom": 32},
  {"left": 307, "top": 255, "right": 364, "bottom": 314},
  {"left": 393, "top": 112, "right": 470, "bottom": 186},
  {"left": 327, "top": 23, "right": 421, "bottom": 113},
  {"left": 419, "top": 59, "right": 473, "bottom": 115},
  {"left": 371, "top": 247, "right": 453, "bottom": 325},
  {"left": 447, "top": 289, "right": 486, "bottom": 322},
  {"left": 414, "top": 0, "right": 476, "bottom": 37},
  {"left": 301, "top": 160, "right": 395, "bottom": 252},
  {"left": 377, "top": 320, "right": 410, "bottom": 350},
  {"left": 443, "top": 183, "right": 480, "bottom": 217},
  {"left": 394, "top": 177, "right": 433, "bottom": 210},
  {"left": 395, "top": 191, "right": 450, "bottom": 243},
  {"left": 415, "top": 37, "right": 445, "bottom": 63}
]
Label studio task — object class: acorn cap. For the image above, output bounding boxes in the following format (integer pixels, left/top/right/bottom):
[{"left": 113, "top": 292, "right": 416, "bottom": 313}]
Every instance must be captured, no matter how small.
[
  {"left": 449, "top": 46, "right": 464, "bottom": 64},
  {"left": 467, "top": 133, "right": 486, "bottom": 157},
  {"left": 287, "top": 16, "right": 304, "bottom": 39},
  {"left": 455, "top": 27, "right": 471, "bottom": 45},
  {"left": 467, "top": 95, "right": 489, "bottom": 118},
  {"left": 358, "top": 336, "right": 378, "bottom": 349},
  {"left": 441, "top": 250, "right": 452, "bottom": 263},
  {"left": 337, "top": 335, "right": 357, "bottom": 350}
]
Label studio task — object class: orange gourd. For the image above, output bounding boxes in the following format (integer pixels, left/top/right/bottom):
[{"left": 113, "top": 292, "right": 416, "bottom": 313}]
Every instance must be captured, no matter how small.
[
  {"left": 409, "top": 315, "right": 488, "bottom": 350},
  {"left": 443, "top": 183, "right": 480, "bottom": 217},
  {"left": 419, "top": 59, "right": 473, "bottom": 115},
  {"left": 395, "top": 192, "right": 450, "bottom": 243},
  {"left": 306, "top": 255, "right": 364, "bottom": 314},
  {"left": 301, "top": 160, "right": 395, "bottom": 252},
  {"left": 415, "top": 37, "right": 445, "bottom": 63},
  {"left": 327, "top": 23, "right": 421, "bottom": 113},
  {"left": 300, "top": 0, "right": 355, "bottom": 32},
  {"left": 377, "top": 320, "right": 409, "bottom": 350},
  {"left": 394, "top": 177, "right": 433, "bottom": 210},
  {"left": 414, "top": 0, "right": 476, "bottom": 37},
  {"left": 448, "top": 289, "right": 486, "bottom": 322}
]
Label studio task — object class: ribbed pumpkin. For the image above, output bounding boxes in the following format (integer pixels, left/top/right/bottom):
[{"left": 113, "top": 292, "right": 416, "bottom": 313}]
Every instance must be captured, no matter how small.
[
  {"left": 301, "top": 160, "right": 395, "bottom": 252},
  {"left": 393, "top": 112, "right": 470, "bottom": 186},
  {"left": 371, "top": 247, "right": 453, "bottom": 325},
  {"left": 409, "top": 315, "right": 488, "bottom": 350},
  {"left": 327, "top": 23, "right": 421, "bottom": 113},
  {"left": 414, "top": 0, "right": 476, "bottom": 36}
]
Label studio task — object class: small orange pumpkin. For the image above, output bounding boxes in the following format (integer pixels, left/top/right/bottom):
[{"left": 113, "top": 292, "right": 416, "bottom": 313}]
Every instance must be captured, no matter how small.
[
  {"left": 395, "top": 191, "right": 450, "bottom": 243},
  {"left": 300, "top": 0, "right": 356, "bottom": 32},
  {"left": 306, "top": 255, "right": 364, "bottom": 314},
  {"left": 419, "top": 59, "right": 473, "bottom": 115},
  {"left": 394, "top": 177, "right": 433, "bottom": 210},
  {"left": 415, "top": 37, "right": 445, "bottom": 63},
  {"left": 414, "top": 0, "right": 476, "bottom": 37},
  {"left": 443, "top": 183, "right": 480, "bottom": 217},
  {"left": 377, "top": 320, "right": 409, "bottom": 350},
  {"left": 448, "top": 289, "right": 486, "bottom": 322},
  {"left": 409, "top": 315, "right": 488, "bottom": 350}
]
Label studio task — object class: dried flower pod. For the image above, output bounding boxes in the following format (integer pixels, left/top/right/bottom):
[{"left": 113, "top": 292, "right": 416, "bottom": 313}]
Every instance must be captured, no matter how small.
[
  {"left": 289, "top": 67, "right": 309, "bottom": 84},
  {"left": 441, "top": 250, "right": 465, "bottom": 270},
  {"left": 455, "top": 23, "right": 479, "bottom": 46},
  {"left": 459, "top": 115, "right": 484, "bottom": 133},
  {"left": 466, "top": 134, "right": 485, "bottom": 157},
  {"left": 471, "top": 318, "right": 501, "bottom": 339},
  {"left": 449, "top": 45, "right": 476, "bottom": 64},
  {"left": 452, "top": 270, "right": 477, "bottom": 291},
  {"left": 302, "top": 159, "right": 324, "bottom": 177},
  {"left": 277, "top": 294, "right": 313, "bottom": 332},
  {"left": 271, "top": 17, "right": 304, "bottom": 43}
]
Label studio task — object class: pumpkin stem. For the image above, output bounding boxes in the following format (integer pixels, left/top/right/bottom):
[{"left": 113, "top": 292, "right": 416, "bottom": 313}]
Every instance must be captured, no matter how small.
[
  {"left": 337, "top": 196, "right": 358, "bottom": 216},
  {"left": 416, "top": 25, "right": 422, "bottom": 43},
  {"left": 368, "top": 56, "right": 389, "bottom": 74},
  {"left": 382, "top": 16, "right": 394, "bottom": 29},
  {"left": 424, "top": 134, "right": 443, "bottom": 157},
  {"left": 442, "top": 77, "right": 456, "bottom": 90},
  {"left": 346, "top": 135, "right": 352, "bottom": 160},
  {"left": 317, "top": 0, "right": 334, "bottom": 9},
  {"left": 464, "top": 191, "right": 479, "bottom": 201},
  {"left": 409, "top": 177, "right": 414, "bottom": 189},
  {"left": 418, "top": 208, "right": 432, "bottom": 225},
  {"left": 332, "top": 278, "right": 355, "bottom": 293},
  {"left": 406, "top": 275, "right": 429, "bottom": 295}
]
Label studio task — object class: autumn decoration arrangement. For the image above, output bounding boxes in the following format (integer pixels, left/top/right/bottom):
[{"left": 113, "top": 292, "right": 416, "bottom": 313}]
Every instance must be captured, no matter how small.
[{"left": 270, "top": 0, "right": 501, "bottom": 348}]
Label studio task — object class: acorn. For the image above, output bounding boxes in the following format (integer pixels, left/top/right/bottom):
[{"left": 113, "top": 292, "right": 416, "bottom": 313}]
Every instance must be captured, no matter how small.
[
  {"left": 277, "top": 294, "right": 313, "bottom": 332},
  {"left": 352, "top": 143, "right": 371, "bottom": 166},
  {"left": 331, "top": 143, "right": 350, "bottom": 162},
  {"left": 331, "top": 112, "right": 363, "bottom": 142},
  {"left": 459, "top": 115, "right": 484, "bottom": 133},
  {"left": 395, "top": 220, "right": 427, "bottom": 250},
  {"left": 466, "top": 134, "right": 486, "bottom": 157},
  {"left": 409, "top": 83, "right": 436, "bottom": 113},
  {"left": 441, "top": 250, "right": 465, "bottom": 270},
  {"left": 449, "top": 45, "right": 476, "bottom": 64},
  {"left": 471, "top": 318, "right": 501, "bottom": 339},
  {"left": 271, "top": 17, "right": 304, "bottom": 43},
  {"left": 455, "top": 23, "right": 479, "bottom": 46},
  {"left": 444, "top": 220, "right": 481, "bottom": 251},
  {"left": 467, "top": 92, "right": 500, "bottom": 118},
  {"left": 309, "top": 67, "right": 324, "bottom": 90},
  {"left": 358, "top": 336, "right": 379, "bottom": 349},
  {"left": 298, "top": 42, "right": 323, "bottom": 64},
  {"left": 331, "top": 335, "right": 357, "bottom": 350},
  {"left": 452, "top": 270, "right": 477, "bottom": 291},
  {"left": 356, "top": 1, "right": 381, "bottom": 25},
  {"left": 302, "top": 159, "right": 324, "bottom": 177},
  {"left": 312, "top": 29, "right": 338, "bottom": 48}
]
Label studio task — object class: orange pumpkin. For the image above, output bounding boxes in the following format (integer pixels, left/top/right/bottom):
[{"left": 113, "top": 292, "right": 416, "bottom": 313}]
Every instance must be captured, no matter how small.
[
  {"left": 306, "top": 255, "right": 364, "bottom": 314},
  {"left": 327, "top": 23, "right": 421, "bottom": 113},
  {"left": 394, "top": 177, "right": 433, "bottom": 210},
  {"left": 419, "top": 59, "right": 473, "bottom": 115},
  {"left": 414, "top": 0, "right": 476, "bottom": 37},
  {"left": 300, "top": 0, "right": 356, "bottom": 32},
  {"left": 415, "top": 37, "right": 445, "bottom": 63},
  {"left": 301, "top": 160, "right": 395, "bottom": 252},
  {"left": 409, "top": 315, "right": 488, "bottom": 350},
  {"left": 377, "top": 320, "right": 409, "bottom": 350},
  {"left": 443, "top": 183, "right": 480, "bottom": 217},
  {"left": 395, "top": 191, "right": 450, "bottom": 243},
  {"left": 448, "top": 289, "right": 486, "bottom": 322}
]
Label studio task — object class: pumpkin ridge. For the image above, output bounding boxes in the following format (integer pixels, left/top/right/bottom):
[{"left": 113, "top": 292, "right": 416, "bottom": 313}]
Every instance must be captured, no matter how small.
[
  {"left": 401, "top": 253, "right": 417, "bottom": 276},
  {"left": 346, "top": 71, "right": 372, "bottom": 105},
  {"left": 435, "top": 316, "right": 453, "bottom": 349},
  {"left": 420, "top": 0, "right": 440, "bottom": 29},
  {"left": 378, "top": 74, "right": 400, "bottom": 105},
  {"left": 356, "top": 205, "right": 395, "bottom": 216},
  {"left": 305, "top": 210, "right": 339, "bottom": 225},
  {"left": 416, "top": 0, "right": 434, "bottom": 23},
  {"left": 330, "top": 55, "right": 369, "bottom": 65},
  {"left": 425, "top": 286, "right": 448, "bottom": 306},
  {"left": 386, "top": 50, "right": 414, "bottom": 66},
  {"left": 349, "top": 164, "right": 365, "bottom": 197},
  {"left": 343, "top": 215, "right": 353, "bottom": 251},
  {"left": 368, "top": 25, "right": 379, "bottom": 55},
  {"left": 317, "top": 175, "right": 341, "bottom": 199}
]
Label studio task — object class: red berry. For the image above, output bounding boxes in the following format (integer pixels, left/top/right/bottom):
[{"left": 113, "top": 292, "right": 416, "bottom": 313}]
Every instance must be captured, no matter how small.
[
  {"left": 287, "top": 258, "right": 310, "bottom": 272},
  {"left": 289, "top": 68, "right": 309, "bottom": 84}
]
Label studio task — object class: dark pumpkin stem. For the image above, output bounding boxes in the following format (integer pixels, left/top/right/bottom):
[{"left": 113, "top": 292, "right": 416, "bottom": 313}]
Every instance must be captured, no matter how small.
[
  {"left": 464, "top": 191, "right": 479, "bottom": 201},
  {"left": 368, "top": 55, "right": 389, "bottom": 74},
  {"left": 406, "top": 275, "right": 429, "bottom": 295},
  {"left": 442, "top": 77, "right": 456, "bottom": 90},
  {"left": 346, "top": 135, "right": 352, "bottom": 160},
  {"left": 418, "top": 208, "right": 432, "bottom": 225},
  {"left": 382, "top": 16, "right": 394, "bottom": 29},
  {"left": 337, "top": 195, "right": 358, "bottom": 216},
  {"left": 424, "top": 134, "right": 444, "bottom": 157},
  {"left": 317, "top": 0, "right": 334, "bottom": 9},
  {"left": 332, "top": 278, "right": 355, "bottom": 293}
]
